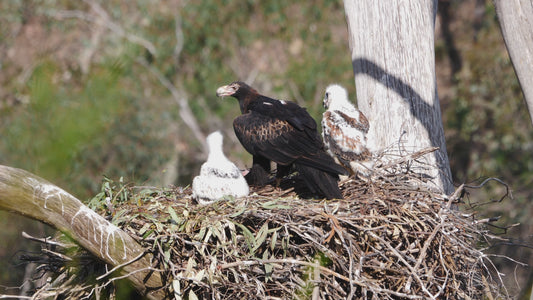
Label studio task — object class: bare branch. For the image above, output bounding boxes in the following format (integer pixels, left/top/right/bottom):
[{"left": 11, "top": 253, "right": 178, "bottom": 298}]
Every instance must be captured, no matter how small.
[
  {"left": 136, "top": 57, "right": 207, "bottom": 153},
  {"left": 82, "top": 0, "right": 156, "bottom": 56},
  {"left": 48, "top": 1, "right": 156, "bottom": 56}
]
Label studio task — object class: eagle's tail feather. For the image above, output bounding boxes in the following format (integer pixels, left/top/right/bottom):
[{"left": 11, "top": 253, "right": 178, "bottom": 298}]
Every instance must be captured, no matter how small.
[{"left": 294, "top": 163, "right": 343, "bottom": 199}]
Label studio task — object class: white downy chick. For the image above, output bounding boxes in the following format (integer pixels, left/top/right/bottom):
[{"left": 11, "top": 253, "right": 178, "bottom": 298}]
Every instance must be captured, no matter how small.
[{"left": 192, "top": 131, "right": 249, "bottom": 205}]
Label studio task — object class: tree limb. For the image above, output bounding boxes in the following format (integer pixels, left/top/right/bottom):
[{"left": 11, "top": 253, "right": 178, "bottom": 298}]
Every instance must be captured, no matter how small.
[
  {"left": 493, "top": 0, "right": 533, "bottom": 125},
  {"left": 0, "top": 165, "right": 164, "bottom": 299}
]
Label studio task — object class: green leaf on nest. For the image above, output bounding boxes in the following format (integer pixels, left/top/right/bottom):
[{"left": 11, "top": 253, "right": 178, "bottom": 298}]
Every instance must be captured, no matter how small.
[
  {"left": 261, "top": 200, "right": 292, "bottom": 210},
  {"left": 233, "top": 221, "right": 255, "bottom": 254},
  {"left": 168, "top": 206, "right": 181, "bottom": 224}
]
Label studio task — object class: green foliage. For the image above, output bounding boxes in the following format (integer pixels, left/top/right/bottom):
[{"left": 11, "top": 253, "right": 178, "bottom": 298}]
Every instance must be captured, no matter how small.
[
  {"left": 87, "top": 176, "right": 129, "bottom": 211},
  {"left": 297, "top": 252, "right": 334, "bottom": 298},
  {"left": 1, "top": 61, "right": 124, "bottom": 187}
]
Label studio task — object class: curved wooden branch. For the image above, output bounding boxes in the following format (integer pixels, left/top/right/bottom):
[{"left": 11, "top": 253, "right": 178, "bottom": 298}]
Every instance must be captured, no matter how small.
[
  {"left": 493, "top": 0, "right": 533, "bottom": 125},
  {"left": 0, "top": 165, "right": 164, "bottom": 299}
]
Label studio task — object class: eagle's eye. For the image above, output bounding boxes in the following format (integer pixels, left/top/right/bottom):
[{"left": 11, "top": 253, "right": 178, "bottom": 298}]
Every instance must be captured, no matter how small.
[{"left": 229, "top": 83, "right": 240, "bottom": 92}]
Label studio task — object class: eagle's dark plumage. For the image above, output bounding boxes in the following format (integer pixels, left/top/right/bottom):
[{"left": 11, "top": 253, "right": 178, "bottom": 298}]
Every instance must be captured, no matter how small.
[{"left": 216, "top": 81, "right": 347, "bottom": 199}]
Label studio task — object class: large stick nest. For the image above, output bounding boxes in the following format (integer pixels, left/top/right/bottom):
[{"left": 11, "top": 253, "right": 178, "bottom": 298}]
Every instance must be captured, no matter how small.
[{"left": 23, "top": 148, "right": 511, "bottom": 299}]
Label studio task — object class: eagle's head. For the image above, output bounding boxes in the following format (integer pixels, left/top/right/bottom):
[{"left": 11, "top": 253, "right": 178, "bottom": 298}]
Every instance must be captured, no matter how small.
[
  {"left": 206, "top": 131, "right": 224, "bottom": 155},
  {"left": 216, "top": 81, "right": 257, "bottom": 98},
  {"left": 205, "top": 131, "right": 234, "bottom": 167},
  {"left": 217, "top": 81, "right": 259, "bottom": 113},
  {"left": 323, "top": 84, "right": 349, "bottom": 110}
]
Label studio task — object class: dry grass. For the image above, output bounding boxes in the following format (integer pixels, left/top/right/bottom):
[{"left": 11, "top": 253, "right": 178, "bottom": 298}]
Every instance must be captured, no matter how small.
[{"left": 22, "top": 148, "right": 513, "bottom": 299}]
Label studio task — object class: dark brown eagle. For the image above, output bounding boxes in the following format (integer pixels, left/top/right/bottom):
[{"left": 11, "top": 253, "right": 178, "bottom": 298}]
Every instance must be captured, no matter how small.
[{"left": 216, "top": 81, "right": 347, "bottom": 199}]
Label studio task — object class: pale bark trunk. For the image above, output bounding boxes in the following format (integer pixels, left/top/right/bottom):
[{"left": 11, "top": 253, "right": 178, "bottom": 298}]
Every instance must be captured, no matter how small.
[
  {"left": 493, "top": 0, "right": 533, "bottom": 125},
  {"left": 0, "top": 165, "right": 164, "bottom": 299},
  {"left": 343, "top": 0, "right": 453, "bottom": 194}
]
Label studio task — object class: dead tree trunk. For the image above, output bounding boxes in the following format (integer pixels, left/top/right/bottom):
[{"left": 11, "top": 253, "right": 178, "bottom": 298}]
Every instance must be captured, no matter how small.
[
  {"left": 343, "top": 0, "right": 453, "bottom": 194},
  {"left": 0, "top": 165, "right": 164, "bottom": 299},
  {"left": 493, "top": 0, "right": 533, "bottom": 125}
]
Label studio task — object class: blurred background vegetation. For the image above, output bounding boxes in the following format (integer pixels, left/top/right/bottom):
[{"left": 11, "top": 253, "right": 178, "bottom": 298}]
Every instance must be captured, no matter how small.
[{"left": 0, "top": 0, "right": 531, "bottom": 297}]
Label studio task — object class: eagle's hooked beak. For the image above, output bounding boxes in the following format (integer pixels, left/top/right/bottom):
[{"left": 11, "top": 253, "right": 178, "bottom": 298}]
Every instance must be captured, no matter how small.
[{"left": 216, "top": 84, "right": 237, "bottom": 97}]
